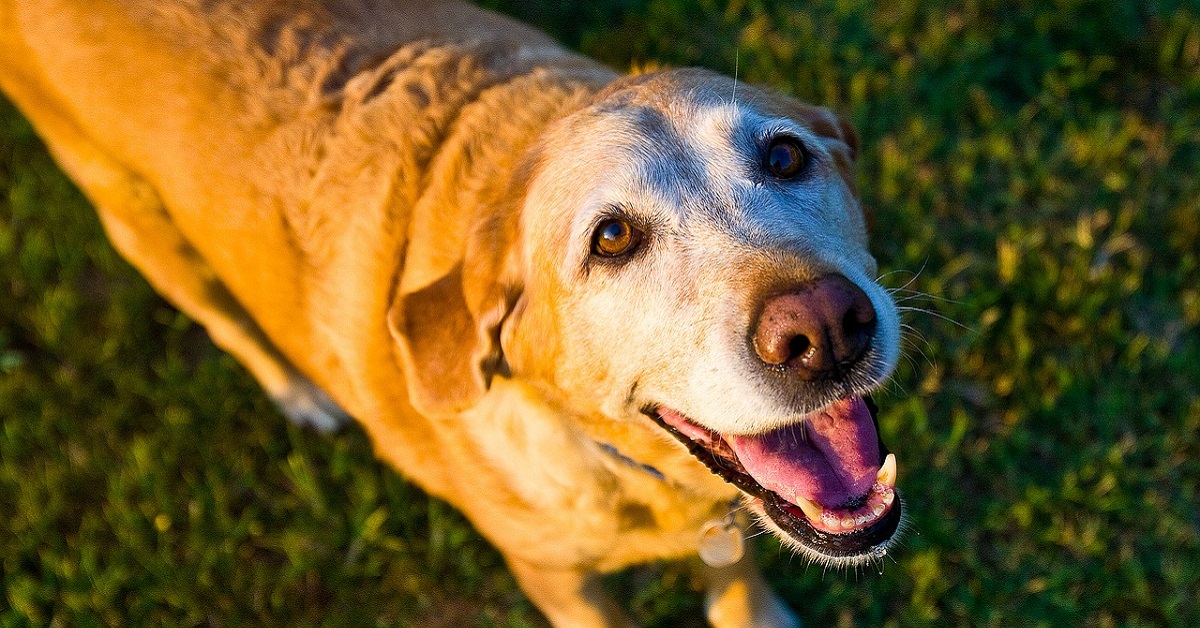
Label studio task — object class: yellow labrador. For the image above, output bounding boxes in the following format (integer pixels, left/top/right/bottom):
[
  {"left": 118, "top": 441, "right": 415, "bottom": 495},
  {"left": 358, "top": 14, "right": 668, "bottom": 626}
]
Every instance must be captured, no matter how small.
[{"left": 0, "top": 1, "right": 905, "bottom": 625}]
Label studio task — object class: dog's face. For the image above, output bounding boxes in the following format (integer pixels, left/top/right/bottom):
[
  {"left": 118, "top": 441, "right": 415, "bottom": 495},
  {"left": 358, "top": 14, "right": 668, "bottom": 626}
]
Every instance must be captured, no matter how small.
[
  {"left": 503, "top": 69, "right": 905, "bottom": 565},
  {"left": 392, "top": 68, "right": 904, "bottom": 566}
]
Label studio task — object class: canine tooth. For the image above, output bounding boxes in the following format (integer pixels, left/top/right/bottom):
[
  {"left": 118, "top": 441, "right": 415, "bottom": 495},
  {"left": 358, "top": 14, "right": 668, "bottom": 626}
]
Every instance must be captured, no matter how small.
[
  {"left": 876, "top": 453, "right": 897, "bottom": 487},
  {"left": 793, "top": 496, "right": 824, "bottom": 522}
]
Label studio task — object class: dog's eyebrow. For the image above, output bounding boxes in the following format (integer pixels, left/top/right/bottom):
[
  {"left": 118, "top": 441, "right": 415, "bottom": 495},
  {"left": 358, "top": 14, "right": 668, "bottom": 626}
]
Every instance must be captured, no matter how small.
[{"left": 599, "top": 104, "right": 689, "bottom": 155}]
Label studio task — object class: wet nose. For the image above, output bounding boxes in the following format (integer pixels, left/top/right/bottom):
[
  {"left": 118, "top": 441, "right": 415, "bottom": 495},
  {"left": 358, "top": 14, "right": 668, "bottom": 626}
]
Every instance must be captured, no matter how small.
[{"left": 752, "top": 274, "right": 877, "bottom": 379}]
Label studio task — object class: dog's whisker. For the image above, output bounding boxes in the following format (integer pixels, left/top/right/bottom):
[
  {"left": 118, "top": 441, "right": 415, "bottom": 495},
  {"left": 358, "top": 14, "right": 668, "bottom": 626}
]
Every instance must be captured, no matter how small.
[
  {"left": 875, "top": 267, "right": 917, "bottom": 284},
  {"left": 877, "top": 259, "right": 927, "bottom": 292},
  {"left": 899, "top": 322, "right": 934, "bottom": 347},
  {"left": 896, "top": 348, "right": 918, "bottom": 373},
  {"left": 898, "top": 305, "right": 975, "bottom": 332},
  {"left": 901, "top": 337, "right": 935, "bottom": 366},
  {"left": 890, "top": 290, "right": 956, "bottom": 305},
  {"left": 743, "top": 527, "right": 772, "bottom": 541},
  {"left": 882, "top": 371, "right": 909, "bottom": 397},
  {"left": 901, "top": 340, "right": 936, "bottom": 370},
  {"left": 898, "top": 320, "right": 930, "bottom": 340},
  {"left": 729, "top": 46, "right": 740, "bottom": 107},
  {"left": 891, "top": 291, "right": 964, "bottom": 307},
  {"left": 899, "top": 327, "right": 936, "bottom": 362}
]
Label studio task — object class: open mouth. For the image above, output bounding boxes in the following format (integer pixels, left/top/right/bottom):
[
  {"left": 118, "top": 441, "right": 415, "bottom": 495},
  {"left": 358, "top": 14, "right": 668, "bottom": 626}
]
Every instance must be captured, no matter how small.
[{"left": 649, "top": 395, "right": 902, "bottom": 564}]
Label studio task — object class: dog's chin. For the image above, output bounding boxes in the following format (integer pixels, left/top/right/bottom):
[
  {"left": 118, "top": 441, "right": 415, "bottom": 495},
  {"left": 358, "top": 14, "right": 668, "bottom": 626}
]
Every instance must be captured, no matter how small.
[{"left": 646, "top": 395, "right": 904, "bottom": 567}]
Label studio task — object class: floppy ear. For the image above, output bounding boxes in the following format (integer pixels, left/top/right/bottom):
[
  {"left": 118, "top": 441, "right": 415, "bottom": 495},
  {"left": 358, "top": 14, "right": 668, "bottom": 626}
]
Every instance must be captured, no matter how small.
[
  {"left": 801, "top": 106, "right": 858, "bottom": 161},
  {"left": 792, "top": 104, "right": 859, "bottom": 177},
  {"left": 387, "top": 260, "right": 516, "bottom": 417},
  {"left": 387, "top": 190, "right": 524, "bottom": 417}
]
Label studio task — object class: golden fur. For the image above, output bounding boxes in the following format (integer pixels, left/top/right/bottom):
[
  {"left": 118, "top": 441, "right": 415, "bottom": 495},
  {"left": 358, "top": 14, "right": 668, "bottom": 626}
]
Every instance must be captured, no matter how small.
[{"left": 1, "top": 1, "right": 896, "bottom": 625}]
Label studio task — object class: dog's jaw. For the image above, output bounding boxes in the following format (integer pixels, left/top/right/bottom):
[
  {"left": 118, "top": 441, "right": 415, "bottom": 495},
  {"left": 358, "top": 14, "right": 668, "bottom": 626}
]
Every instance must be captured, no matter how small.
[{"left": 646, "top": 396, "right": 905, "bottom": 566}]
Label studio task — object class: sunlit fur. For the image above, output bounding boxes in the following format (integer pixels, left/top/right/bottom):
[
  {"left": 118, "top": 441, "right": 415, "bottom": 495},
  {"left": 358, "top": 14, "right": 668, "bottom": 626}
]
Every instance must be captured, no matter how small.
[{"left": 1, "top": 1, "right": 902, "bottom": 625}]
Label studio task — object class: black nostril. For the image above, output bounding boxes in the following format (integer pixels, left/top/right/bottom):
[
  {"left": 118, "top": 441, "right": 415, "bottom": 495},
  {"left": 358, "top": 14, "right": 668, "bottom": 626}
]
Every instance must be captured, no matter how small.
[
  {"left": 843, "top": 309, "right": 873, "bottom": 337},
  {"left": 786, "top": 334, "right": 812, "bottom": 364},
  {"left": 841, "top": 305, "right": 876, "bottom": 361}
]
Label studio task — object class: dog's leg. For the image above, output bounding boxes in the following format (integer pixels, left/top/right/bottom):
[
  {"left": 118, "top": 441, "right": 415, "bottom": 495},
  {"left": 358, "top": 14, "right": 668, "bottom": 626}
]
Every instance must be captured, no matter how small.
[
  {"left": 507, "top": 558, "right": 636, "bottom": 628},
  {"left": 93, "top": 186, "right": 351, "bottom": 431},
  {"left": 3, "top": 81, "right": 350, "bottom": 431},
  {"left": 89, "top": 183, "right": 351, "bottom": 431},
  {"left": 701, "top": 553, "right": 801, "bottom": 628},
  {"left": 88, "top": 173, "right": 351, "bottom": 432}
]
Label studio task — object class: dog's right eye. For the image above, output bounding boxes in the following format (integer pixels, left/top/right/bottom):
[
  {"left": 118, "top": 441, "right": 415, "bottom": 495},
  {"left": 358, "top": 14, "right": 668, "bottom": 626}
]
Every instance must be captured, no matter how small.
[
  {"left": 764, "top": 136, "right": 807, "bottom": 179},
  {"left": 591, "top": 218, "right": 644, "bottom": 258}
]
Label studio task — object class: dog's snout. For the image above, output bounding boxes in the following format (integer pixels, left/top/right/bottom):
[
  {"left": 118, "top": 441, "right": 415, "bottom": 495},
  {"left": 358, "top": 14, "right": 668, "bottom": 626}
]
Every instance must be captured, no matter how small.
[{"left": 752, "top": 275, "right": 877, "bottom": 378}]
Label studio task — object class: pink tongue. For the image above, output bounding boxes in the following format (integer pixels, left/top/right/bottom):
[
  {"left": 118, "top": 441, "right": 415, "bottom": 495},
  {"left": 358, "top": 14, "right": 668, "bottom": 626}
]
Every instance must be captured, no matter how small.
[{"left": 727, "top": 397, "right": 880, "bottom": 508}]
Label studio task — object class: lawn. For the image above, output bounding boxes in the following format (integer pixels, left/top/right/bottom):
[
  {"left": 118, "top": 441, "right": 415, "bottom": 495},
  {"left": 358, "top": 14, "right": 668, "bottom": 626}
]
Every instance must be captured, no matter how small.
[{"left": 2, "top": 0, "right": 1199, "bottom": 625}]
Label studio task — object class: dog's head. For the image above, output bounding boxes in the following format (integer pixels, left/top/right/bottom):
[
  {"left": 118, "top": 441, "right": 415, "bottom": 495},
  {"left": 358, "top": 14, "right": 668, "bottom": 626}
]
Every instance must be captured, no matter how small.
[{"left": 392, "top": 68, "right": 904, "bottom": 566}]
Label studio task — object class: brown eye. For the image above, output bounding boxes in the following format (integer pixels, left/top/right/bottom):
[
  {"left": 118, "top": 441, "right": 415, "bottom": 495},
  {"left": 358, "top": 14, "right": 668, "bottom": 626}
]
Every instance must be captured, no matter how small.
[
  {"left": 591, "top": 218, "right": 643, "bottom": 258},
  {"left": 765, "top": 137, "right": 807, "bottom": 179}
]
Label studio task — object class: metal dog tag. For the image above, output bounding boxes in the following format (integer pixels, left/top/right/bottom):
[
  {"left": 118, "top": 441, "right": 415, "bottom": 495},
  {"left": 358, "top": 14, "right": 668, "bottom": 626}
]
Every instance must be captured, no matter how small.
[{"left": 698, "top": 517, "right": 745, "bottom": 568}]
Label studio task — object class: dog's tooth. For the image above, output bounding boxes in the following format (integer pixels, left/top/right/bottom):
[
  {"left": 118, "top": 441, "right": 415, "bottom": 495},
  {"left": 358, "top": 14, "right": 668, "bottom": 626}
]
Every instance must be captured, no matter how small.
[
  {"left": 872, "top": 501, "right": 886, "bottom": 517},
  {"left": 882, "top": 490, "right": 895, "bottom": 506},
  {"left": 840, "top": 516, "right": 857, "bottom": 530},
  {"left": 876, "top": 453, "right": 897, "bottom": 487},
  {"left": 792, "top": 495, "right": 824, "bottom": 522}
]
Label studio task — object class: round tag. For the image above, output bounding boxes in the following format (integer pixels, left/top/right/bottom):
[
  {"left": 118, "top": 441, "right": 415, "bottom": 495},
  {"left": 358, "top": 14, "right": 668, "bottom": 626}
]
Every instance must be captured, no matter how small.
[{"left": 697, "top": 518, "right": 745, "bottom": 568}]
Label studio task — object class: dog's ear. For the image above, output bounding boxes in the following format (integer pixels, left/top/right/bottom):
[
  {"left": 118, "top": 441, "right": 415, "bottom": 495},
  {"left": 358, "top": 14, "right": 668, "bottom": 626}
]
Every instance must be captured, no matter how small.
[
  {"left": 791, "top": 104, "right": 859, "bottom": 187},
  {"left": 796, "top": 105, "right": 858, "bottom": 161},
  {"left": 387, "top": 183, "right": 525, "bottom": 417},
  {"left": 387, "top": 260, "right": 517, "bottom": 417}
]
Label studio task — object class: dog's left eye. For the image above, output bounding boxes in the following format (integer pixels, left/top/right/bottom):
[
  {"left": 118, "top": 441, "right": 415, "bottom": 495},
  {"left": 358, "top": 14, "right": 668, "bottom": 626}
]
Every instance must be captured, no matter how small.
[
  {"left": 591, "top": 218, "right": 643, "bottom": 258},
  {"left": 765, "top": 136, "right": 807, "bottom": 179}
]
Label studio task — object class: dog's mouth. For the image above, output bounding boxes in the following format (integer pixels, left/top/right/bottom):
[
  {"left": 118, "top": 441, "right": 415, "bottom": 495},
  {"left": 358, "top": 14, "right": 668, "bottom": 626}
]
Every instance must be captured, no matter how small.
[{"left": 649, "top": 395, "right": 902, "bottom": 564}]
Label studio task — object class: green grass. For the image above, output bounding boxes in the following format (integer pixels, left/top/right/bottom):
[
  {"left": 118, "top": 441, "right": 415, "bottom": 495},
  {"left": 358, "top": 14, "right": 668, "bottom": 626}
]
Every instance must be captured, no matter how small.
[{"left": 3, "top": 0, "right": 1199, "bottom": 625}]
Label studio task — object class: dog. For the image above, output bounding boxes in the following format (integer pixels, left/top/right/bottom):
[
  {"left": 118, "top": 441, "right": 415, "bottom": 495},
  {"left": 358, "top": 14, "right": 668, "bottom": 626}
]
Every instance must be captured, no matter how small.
[{"left": 0, "top": 1, "right": 906, "bottom": 625}]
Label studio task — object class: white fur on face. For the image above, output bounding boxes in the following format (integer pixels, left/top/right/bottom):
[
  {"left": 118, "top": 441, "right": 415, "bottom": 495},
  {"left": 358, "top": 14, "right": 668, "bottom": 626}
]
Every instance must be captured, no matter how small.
[{"left": 516, "top": 85, "right": 900, "bottom": 436}]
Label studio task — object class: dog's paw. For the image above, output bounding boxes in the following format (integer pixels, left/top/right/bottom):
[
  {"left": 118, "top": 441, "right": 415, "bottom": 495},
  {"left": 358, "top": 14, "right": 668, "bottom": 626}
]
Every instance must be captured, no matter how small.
[{"left": 271, "top": 378, "right": 353, "bottom": 433}]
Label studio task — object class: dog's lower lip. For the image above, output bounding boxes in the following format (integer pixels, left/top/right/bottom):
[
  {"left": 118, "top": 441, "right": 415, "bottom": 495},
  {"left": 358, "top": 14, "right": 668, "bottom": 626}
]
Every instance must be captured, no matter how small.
[
  {"left": 758, "top": 487, "right": 903, "bottom": 557},
  {"left": 646, "top": 398, "right": 902, "bottom": 561}
]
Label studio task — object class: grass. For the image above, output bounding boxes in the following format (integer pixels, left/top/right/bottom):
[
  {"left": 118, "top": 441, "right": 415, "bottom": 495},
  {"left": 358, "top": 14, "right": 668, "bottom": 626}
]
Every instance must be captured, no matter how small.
[{"left": 2, "top": 0, "right": 1199, "bottom": 625}]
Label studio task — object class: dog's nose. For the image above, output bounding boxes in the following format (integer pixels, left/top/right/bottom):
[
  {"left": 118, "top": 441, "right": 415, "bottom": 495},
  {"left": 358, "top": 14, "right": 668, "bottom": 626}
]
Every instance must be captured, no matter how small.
[{"left": 752, "top": 274, "right": 877, "bottom": 379}]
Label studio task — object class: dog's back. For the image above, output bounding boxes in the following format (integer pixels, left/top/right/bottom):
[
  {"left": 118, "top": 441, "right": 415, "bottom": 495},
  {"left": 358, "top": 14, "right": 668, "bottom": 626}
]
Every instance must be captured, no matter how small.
[{"left": 0, "top": 0, "right": 612, "bottom": 447}]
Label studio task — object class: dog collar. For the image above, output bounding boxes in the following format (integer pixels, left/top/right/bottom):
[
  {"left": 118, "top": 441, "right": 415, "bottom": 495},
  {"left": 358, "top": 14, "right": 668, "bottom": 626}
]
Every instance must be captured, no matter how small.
[
  {"left": 597, "top": 442, "right": 666, "bottom": 481},
  {"left": 599, "top": 441, "right": 747, "bottom": 566}
]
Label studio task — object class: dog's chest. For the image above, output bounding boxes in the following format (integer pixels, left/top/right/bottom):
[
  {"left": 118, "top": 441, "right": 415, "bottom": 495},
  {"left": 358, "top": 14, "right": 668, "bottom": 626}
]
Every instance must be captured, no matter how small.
[{"left": 447, "top": 380, "right": 732, "bottom": 566}]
